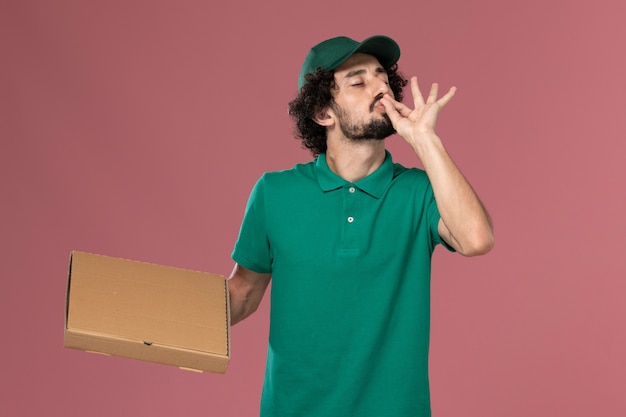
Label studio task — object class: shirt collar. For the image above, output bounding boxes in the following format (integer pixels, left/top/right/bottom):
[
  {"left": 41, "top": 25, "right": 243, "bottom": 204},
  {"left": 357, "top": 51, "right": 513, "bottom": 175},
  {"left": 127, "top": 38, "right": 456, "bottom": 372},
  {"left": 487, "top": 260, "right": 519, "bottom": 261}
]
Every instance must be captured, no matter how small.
[{"left": 315, "top": 151, "right": 395, "bottom": 199}]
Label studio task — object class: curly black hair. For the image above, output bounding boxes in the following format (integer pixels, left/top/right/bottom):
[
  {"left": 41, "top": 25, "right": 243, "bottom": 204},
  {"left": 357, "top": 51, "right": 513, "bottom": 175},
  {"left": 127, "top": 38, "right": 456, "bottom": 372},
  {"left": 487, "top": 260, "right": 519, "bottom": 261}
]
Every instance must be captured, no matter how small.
[{"left": 288, "top": 64, "right": 408, "bottom": 157}]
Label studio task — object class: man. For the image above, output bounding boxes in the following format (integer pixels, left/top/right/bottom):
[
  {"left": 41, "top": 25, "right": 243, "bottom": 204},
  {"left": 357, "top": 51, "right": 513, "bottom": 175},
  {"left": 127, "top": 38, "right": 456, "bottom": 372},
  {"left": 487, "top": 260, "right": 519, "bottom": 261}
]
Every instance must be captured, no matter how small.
[{"left": 228, "top": 35, "right": 494, "bottom": 417}]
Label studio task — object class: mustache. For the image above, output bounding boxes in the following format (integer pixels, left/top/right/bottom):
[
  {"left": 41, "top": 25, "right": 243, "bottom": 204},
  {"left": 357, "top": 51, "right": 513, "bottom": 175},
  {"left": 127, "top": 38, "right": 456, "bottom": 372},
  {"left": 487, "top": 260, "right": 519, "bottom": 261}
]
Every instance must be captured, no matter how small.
[{"left": 369, "top": 93, "right": 385, "bottom": 112}]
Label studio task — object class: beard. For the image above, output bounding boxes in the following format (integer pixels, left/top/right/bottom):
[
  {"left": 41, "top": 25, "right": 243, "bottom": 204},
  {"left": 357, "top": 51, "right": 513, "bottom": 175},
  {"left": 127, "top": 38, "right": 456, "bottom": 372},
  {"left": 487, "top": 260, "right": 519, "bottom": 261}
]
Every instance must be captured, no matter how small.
[{"left": 333, "top": 101, "right": 396, "bottom": 141}]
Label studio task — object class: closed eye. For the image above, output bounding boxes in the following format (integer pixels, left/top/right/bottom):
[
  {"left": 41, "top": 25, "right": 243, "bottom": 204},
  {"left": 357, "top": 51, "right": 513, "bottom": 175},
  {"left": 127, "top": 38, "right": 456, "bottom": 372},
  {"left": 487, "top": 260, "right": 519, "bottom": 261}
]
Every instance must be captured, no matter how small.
[{"left": 375, "top": 67, "right": 389, "bottom": 83}]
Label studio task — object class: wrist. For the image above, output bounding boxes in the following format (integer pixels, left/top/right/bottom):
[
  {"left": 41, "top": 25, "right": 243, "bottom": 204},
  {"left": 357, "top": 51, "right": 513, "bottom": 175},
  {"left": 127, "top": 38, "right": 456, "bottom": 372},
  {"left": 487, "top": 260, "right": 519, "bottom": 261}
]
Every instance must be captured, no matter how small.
[{"left": 408, "top": 130, "right": 442, "bottom": 155}]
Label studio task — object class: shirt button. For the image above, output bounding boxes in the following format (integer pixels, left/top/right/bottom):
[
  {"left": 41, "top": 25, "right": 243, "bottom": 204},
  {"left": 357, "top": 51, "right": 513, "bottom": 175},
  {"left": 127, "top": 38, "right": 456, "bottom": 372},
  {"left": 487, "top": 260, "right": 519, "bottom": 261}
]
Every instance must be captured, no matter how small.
[
  {"left": 349, "top": 187, "right": 356, "bottom": 193},
  {"left": 347, "top": 216, "right": 354, "bottom": 223}
]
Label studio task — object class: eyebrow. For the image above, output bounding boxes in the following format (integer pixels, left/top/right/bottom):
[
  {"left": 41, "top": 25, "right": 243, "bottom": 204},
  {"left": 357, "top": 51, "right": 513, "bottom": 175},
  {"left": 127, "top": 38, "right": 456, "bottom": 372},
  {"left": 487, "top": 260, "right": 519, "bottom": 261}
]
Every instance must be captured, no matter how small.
[
  {"left": 344, "top": 69, "right": 366, "bottom": 78},
  {"left": 343, "top": 67, "right": 386, "bottom": 79}
]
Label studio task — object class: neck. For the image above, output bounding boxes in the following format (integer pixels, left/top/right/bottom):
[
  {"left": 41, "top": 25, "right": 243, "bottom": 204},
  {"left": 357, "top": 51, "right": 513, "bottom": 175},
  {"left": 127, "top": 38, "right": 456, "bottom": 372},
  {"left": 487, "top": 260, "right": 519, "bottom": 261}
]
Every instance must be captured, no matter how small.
[{"left": 325, "top": 139, "right": 386, "bottom": 183}]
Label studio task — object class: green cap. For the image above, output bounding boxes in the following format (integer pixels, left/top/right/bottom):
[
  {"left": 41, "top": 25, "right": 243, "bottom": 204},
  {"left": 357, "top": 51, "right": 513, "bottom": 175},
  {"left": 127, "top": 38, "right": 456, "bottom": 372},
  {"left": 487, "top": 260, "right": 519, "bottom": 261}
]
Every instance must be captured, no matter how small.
[{"left": 298, "top": 35, "right": 401, "bottom": 90}]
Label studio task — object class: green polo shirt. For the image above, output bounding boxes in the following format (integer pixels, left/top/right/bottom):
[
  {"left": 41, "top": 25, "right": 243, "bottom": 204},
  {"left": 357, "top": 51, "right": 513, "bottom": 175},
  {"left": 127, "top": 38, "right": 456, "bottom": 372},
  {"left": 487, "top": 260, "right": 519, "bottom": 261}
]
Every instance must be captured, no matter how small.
[{"left": 232, "top": 151, "right": 452, "bottom": 417}]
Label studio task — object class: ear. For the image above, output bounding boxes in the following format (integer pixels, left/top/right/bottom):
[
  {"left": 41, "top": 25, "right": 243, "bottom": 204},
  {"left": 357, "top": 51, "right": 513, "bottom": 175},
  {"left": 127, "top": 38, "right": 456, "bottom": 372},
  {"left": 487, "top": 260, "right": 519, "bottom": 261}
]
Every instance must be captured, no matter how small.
[{"left": 313, "top": 107, "right": 335, "bottom": 127}]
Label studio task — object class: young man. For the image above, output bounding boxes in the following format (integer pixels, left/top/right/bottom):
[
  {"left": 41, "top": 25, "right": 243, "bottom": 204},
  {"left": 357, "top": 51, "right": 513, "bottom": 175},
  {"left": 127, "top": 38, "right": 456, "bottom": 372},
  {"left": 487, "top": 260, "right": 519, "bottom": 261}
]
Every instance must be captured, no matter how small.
[{"left": 228, "top": 35, "right": 494, "bottom": 417}]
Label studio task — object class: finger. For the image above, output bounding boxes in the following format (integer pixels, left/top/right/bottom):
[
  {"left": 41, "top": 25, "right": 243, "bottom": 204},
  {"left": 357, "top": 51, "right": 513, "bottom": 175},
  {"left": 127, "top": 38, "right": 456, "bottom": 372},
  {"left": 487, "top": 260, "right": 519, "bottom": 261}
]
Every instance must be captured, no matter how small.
[
  {"left": 381, "top": 96, "right": 414, "bottom": 129},
  {"left": 383, "top": 94, "right": 412, "bottom": 118},
  {"left": 436, "top": 86, "right": 457, "bottom": 108},
  {"left": 411, "top": 77, "right": 425, "bottom": 108},
  {"left": 427, "top": 83, "right": 439, "bottom": 104},
  {"left": 380, "top": 97, "right": 403, "bottom": 125}
]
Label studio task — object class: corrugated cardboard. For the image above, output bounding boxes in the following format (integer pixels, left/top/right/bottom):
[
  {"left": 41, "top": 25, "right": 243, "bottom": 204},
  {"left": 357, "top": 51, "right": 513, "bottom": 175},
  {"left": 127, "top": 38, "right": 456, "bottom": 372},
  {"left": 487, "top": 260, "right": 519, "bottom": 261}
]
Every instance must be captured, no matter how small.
[{"left": 64, "top": 251, "right": 230, "bottom": 373}]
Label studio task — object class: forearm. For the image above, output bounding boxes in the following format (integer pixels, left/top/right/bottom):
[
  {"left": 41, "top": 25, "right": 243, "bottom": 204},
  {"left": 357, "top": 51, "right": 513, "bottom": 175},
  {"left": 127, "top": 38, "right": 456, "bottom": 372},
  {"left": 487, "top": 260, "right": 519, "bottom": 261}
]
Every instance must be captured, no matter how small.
[
  {"left": 227, "top": 264, "right": 271, "bottom": 325},
  {"left": 412, "top": 132, "right": 494, "bottom": 256},
  {"left": 228, "top": 284, "right": 252, "bottom": 326}
]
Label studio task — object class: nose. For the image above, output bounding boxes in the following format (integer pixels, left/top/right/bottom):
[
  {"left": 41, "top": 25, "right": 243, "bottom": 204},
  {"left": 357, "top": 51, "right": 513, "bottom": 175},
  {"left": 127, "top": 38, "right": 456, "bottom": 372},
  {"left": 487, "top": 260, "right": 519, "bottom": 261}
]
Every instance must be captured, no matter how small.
[{"left": 372, "top": 76, "right": 390, "bottom": 97}]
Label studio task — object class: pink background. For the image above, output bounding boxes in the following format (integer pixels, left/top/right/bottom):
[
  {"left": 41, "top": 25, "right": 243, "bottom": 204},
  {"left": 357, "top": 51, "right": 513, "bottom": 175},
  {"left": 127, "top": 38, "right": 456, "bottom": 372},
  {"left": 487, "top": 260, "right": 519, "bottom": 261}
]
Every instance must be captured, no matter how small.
[{"left": 1, "top": 1, "right": 625, "bottom": 416}]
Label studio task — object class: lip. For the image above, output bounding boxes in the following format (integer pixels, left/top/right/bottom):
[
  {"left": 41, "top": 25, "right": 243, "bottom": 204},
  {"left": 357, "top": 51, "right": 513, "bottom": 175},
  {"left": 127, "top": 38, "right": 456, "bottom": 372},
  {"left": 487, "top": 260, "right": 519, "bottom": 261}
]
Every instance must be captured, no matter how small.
[
  {"left": 371, "top": 100, "right": 385, "bottom": 112},
  {"left": 374, "top": 102, "right": 386, "bottom": 111}
]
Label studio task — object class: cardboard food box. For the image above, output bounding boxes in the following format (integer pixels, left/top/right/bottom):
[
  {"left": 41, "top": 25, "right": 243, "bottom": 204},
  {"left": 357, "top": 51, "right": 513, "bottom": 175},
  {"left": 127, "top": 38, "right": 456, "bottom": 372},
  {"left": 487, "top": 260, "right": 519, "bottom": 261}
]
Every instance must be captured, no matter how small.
[{"left": 64, "top": 251, "right": 230, "bottom": 373}]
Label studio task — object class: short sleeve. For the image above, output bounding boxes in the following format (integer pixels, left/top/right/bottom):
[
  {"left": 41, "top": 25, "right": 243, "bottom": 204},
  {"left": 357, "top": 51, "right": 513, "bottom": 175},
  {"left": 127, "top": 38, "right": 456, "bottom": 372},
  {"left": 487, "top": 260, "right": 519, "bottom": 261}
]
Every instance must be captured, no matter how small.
[
  {"left": 425, "top": 183, "right": 456, "bottom": 253},
  {"left": 231, "top": 175, "right": 273, "bottom": 273}
]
